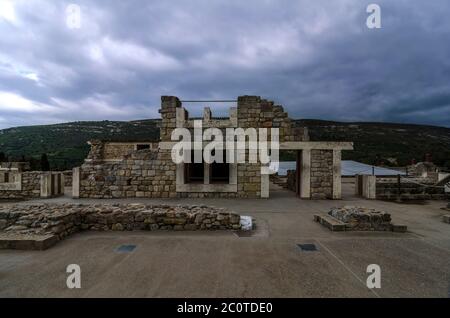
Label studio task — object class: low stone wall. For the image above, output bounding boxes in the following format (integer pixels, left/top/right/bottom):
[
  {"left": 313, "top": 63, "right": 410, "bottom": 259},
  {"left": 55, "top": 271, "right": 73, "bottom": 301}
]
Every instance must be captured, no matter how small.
[
  {"left": 328, "top": 206, "right": 393, "bottom": 231},
  {"left": 0, "top": 203, "right": 242, "bottom": 243},
  {"left": 376, "top": 180, "right": 449, "bottom": 201}
]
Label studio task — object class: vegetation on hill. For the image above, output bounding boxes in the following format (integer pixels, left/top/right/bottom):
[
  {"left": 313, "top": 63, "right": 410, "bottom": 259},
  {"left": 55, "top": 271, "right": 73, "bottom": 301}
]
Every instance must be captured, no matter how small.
[
  {"left": 0, "top": 120, "right": 160, "bottom": 170},
  {"left": 294, "top": 119, "right": 450, "bottom": 169},
  {"left": 0, "top": 118, "right": 449, "bottom": 170}
]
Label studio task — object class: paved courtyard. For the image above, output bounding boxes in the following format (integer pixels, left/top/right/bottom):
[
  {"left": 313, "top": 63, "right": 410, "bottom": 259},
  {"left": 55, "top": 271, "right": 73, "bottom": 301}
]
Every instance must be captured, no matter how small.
[{"left": 0, "top": 183, "right": 449, "bottom": 297}]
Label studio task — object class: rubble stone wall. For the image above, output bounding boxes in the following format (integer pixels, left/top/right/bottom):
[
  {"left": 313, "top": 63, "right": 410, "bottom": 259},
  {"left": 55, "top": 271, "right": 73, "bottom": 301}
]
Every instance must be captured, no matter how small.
[
  {"left": 0, "top": 203, "right": 242, "bottom": 241},
  {"left": 328, "top": 206, "right": 394, "bottom": 231}
]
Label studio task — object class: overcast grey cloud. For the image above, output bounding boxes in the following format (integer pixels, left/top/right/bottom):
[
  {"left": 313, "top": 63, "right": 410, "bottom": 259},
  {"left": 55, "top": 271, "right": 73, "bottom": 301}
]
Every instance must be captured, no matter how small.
[{"left": 0, "top": 0, "right": 449, "bottom": 129}]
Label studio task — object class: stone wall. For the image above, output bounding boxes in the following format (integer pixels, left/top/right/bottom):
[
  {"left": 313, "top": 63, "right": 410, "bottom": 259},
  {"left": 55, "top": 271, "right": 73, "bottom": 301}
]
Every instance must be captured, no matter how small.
[
  {"left": 78, "top": 148, "right": 176, "bottom": 198},
  {"left": 235, "top": 96, "right": 306, "bottom": 198},
  {"left": 376, "top": 180, "right": 449, "bottom": 201},
  {"left": 327, "top": 206, "right": 401, "bottom": 231},
  {"left": 310, "top": 150, "right": 333, "bottom": 199},
  {"left": 286, "top": 170, "right": 296, "bottom": 192},
  {"left": 0, "top": 203, "right": 242, "bottom": 242},
  {"left": 62, "top": 170, "right": 72, "bottom": 187},
  {"left": 76, "top": 95, "right": 338, "bottom": 199},
  {"left": 0, "top": 172, "right": 41, "bottom": 200}
]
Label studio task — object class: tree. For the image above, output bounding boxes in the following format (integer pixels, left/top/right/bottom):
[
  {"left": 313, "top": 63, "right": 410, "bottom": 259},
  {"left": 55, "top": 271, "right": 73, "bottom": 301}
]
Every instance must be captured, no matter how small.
[
  {"left": 0, "top": 152, "right": 5, "bottom": 162},
  {"left": 40, "top": 153, "right": 50, "bottom": 171}
]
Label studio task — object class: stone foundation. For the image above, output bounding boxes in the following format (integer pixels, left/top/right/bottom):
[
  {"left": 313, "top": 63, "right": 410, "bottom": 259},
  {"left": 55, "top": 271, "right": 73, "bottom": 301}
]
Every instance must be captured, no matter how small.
[
  {"left": 314, "top": 206, "right": 406, "bottom": 232},
  {"left": 0, "top": 203, "right": 242, "bottom": 249}
]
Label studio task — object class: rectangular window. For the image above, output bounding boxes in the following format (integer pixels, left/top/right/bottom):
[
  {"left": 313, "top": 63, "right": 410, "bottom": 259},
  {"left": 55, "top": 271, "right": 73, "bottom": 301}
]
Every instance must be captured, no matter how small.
[
  {"left": 136, "top": 144, "right": 150, "bottom": 150},
  {"left": 210, "top": 151, "right": 229, "bottom": 184},
  {"left": 185, "top": 151, "right": 204, "bottom": 183}
]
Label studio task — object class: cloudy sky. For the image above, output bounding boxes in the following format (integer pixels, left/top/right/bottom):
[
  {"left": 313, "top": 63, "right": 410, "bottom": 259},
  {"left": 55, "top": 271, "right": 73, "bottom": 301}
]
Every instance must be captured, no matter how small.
[{"left": 0, "top": 0, "right": 449, "bottom": 129}]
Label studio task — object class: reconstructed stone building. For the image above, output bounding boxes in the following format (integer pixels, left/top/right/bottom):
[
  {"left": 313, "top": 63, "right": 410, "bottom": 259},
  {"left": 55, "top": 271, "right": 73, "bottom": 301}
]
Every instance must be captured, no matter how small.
[{"left": 73, "top": 96, "right": 352, "bottom": 199}]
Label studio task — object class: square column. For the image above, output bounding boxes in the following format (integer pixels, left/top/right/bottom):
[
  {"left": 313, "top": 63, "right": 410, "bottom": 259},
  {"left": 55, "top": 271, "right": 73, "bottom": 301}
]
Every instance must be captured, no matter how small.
[
  {"left": 332, "top": 149, "right": 342, "bottom": 199},
  {"left": 300, "top": 149, "right": 311, "bottom": 199}
]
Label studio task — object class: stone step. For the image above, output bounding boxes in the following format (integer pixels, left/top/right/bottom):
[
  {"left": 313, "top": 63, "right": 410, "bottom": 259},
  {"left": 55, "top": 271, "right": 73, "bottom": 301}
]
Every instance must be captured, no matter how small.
[
  {"left": 313, "top": 214, "right": 346, "bottom": 232},
  {"left": 0, "top": 233, "right": 58, "bottom": 250}
]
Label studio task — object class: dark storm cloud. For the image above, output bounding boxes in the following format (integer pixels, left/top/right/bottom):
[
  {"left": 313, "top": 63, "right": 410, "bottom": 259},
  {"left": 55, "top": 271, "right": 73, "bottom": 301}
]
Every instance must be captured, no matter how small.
[{"left": 0, "top": 0, "right": 449, "bottom": 129}]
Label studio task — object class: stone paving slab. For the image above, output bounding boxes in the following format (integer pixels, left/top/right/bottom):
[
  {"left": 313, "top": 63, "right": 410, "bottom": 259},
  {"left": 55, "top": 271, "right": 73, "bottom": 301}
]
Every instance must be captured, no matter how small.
[{"left": 0, "top": 233, "right": 58, "bottom": 250}]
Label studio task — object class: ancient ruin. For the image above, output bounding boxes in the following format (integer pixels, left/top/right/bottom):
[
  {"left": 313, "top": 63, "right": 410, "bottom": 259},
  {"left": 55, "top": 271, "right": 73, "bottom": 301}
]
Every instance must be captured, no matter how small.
[
  {"left": 0, "top": 203, "right": 242, "bottom": 250},
  {"left": 314, "top": 206, "right": 407, "bottom": 232},
  {"left": 72, "top": 96, "right": 352, "bottom": 200}
]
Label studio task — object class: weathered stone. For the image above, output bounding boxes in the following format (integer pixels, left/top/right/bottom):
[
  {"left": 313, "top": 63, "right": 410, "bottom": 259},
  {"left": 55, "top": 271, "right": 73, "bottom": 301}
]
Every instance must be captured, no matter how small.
[
  {"left": 111, "top": 223, "right": 124, "bottom": 231},
  {"left": 0, "top": 203, "right": 242, "bottom": 249},
  {"left": 322, "top": 206, "right": 405, "bottom": 232}
]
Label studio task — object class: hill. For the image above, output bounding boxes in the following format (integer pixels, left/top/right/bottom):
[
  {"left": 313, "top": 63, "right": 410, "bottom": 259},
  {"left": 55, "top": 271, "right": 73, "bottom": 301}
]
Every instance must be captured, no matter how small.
[
  {"left": 0, "top": 120, "right": 160, "bottom": 170},
  {"left": 294, "top": 119, "right": 450, "bottom": 168},
  {"left": 0, "top": 119, "right": 449, "bottom": 170}
]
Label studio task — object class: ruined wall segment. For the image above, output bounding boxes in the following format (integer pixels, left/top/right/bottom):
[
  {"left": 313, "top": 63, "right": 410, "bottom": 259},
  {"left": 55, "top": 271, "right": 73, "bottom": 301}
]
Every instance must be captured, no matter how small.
[
  {"left": 76, "top": 95, "right": 342, "bottom": 199},
  {"left": 310, "top": 150, "right": 333, "bottom": 199}
]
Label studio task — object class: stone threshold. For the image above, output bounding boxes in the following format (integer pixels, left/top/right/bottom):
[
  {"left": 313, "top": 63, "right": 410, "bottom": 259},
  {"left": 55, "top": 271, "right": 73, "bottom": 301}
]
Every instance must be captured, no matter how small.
[{"left": 0, "top": 233, "right": 58, "bottom": 250}]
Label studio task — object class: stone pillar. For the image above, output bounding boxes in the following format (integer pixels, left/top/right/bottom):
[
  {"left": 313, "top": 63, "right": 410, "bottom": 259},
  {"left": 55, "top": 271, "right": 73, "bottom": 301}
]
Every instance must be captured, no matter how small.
[
  {"left": 159, "top": 96, "right": 181, "bottom": 141},
  {"left": 332, "top": 149, "right": 342, "bottom": 199},
  {"left": 203, "top": 107, "right": 211, "bottom": 121},
  {"left": 176, "top": 164, "right": 185, "bottom": 186},
  {"left": 40, "top": 173, "right": 52, "bottom": 198},
  {"left": 72, "top": 167, "right": 80, "bottom": 199},
  {"left": 261, "top": 173, "right": 269, "bottom": 198},
  {"left": 176, "top": 107, "right": 187, "bottom": 128},
  {"left": 362, "top": 175, "right": 376, "bottom": 199},
  {"left": 229, "top": 107, "right": 238, "bottom": 127},
  {"left": 300, "top": 149, "right": 311, "bottom": 199},
  {"left": 60, "top": 173, "right": 65, "bottom": 195}
]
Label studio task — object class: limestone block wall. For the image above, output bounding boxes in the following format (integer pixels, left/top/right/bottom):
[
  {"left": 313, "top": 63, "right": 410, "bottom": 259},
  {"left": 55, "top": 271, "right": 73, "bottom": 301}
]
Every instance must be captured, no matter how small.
[
  {"left": 78, "top": 148, "right": 176, "bottom": 198},
  {"left": 376, "top": 180, "right": 449, "bottom": 201},
  {"left": 236, "top": 96, "right": 308, "bottom": 198},
  {"left": 0, "top": 172, "right": 41, "bottom": 199},
  {"left": 310, "top": 150, "right": 333, "bottom": 199},
  {"left": 86, "top": 140, "right": 159, "bottom": 162}
]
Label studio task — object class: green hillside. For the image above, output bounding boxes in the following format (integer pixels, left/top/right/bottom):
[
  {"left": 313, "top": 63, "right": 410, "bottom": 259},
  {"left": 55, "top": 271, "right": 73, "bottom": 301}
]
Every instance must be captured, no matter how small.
[
  {"left": 295, "top": 119, "right": 450, "bottom": 169},
  {"left": 0, "top": 120, "right": 160, "bottom": 170},
  {"left": 1, "top": 118, "right": 449, "bottom": 170}
]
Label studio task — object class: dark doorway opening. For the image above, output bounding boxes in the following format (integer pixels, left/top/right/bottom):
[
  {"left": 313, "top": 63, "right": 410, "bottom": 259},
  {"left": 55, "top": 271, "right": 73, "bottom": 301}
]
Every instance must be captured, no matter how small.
[
  {"left": 185, "top": 151, "right": 204, "bottom": 183},
  {"left": 210, "top": 150, "right": 229, "bottom": 183}
]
